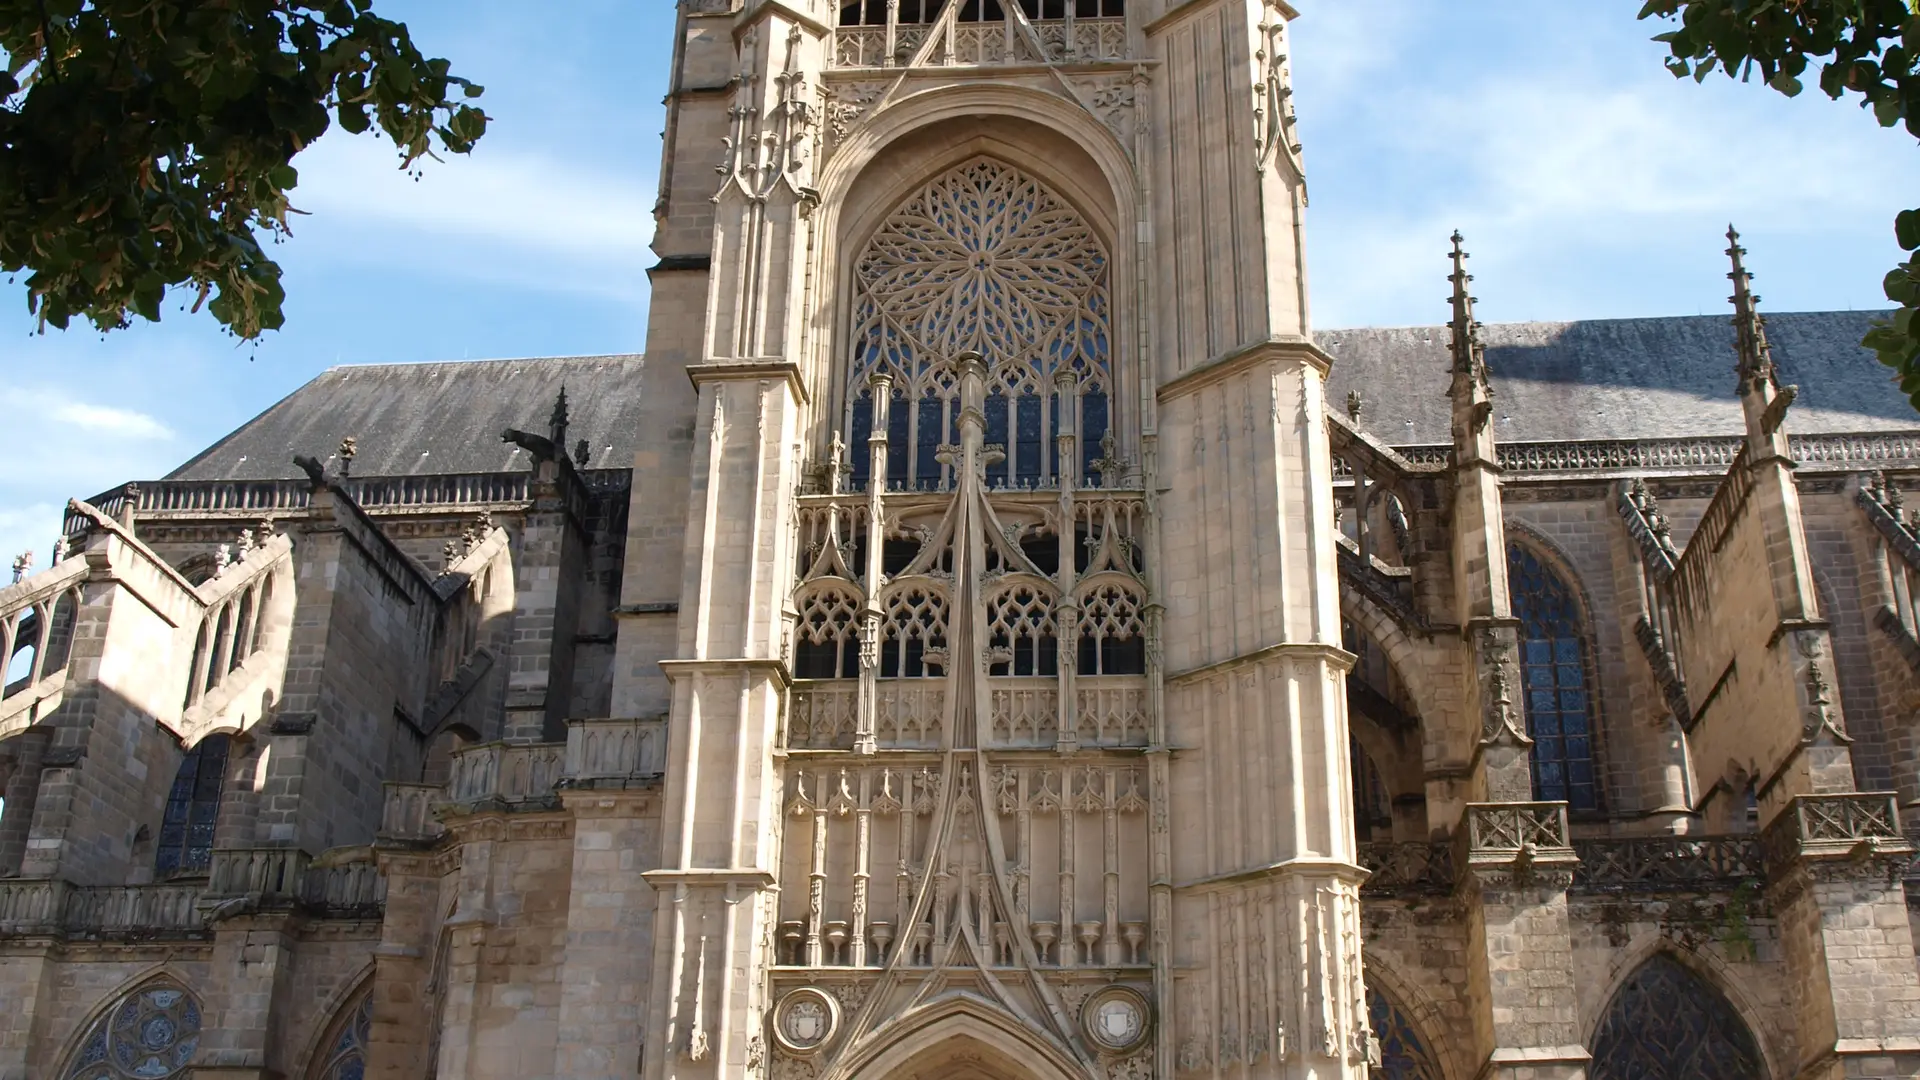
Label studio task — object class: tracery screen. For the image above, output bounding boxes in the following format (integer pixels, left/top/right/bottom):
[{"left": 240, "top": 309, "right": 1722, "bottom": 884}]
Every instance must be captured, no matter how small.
[{"left": 845, "top": 157, "right": 1112, "bottom": 492}]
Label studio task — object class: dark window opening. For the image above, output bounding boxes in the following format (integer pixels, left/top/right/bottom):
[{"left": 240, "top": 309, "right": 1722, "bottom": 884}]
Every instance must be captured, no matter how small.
[
  {"left": 1509, "top": 545, "right": 1602, "bottom": 813},
  {"left": 1077, "top": 632, "right": 1144, "bottom": 676},
  {"left": 1020, "top": 533, "right": 1059, "bottom": 576},
  {"left": 156, "top": 735, "right": 229, "bottom": 876},
  {"left": 795, "top": 637, "right": 860, "bottom": 680}
]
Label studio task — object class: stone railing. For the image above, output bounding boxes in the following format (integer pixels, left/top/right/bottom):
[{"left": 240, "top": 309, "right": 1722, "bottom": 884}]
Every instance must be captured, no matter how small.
[
  {"left": 70, "top": 469, "right": 632, "bottom": 534},
  {"left": 564, "top": 717, "right": 668, "bottom": 785},
  {"left": 1573, "top": 837, "right": 1764, "bottom": 893},
  {"left": 1464, "top": 802, "right": 1572, "bottom": 858},
  {"left": 380, "top": 781, "right": 447, "bottom": 842},
  {"left": 1358, "top": 842, "right": 1455, "bottom": 896},
  {"left": 205, "top": 846, "right": 312, "bottom": 900},
  {"left": 1763, "top": 791, "right": 1909, "bottom": 873},
  {"left": 0, "top": 555, "right": 86, "bottom": 736},
  {"left": 789, "top": 680, "right": 858, "bottom": 749},
  {"left": 1377, "top": 431, "right": 1920, "bottom": 478},
  {"left": 830, "top": 15, "right": 1127, "bottom": 69},
  {"left": 447, "top": 741, "right": 567, "bottom": 806},
  {"left": 301, "top": 857, "right": 387, "bottom": 914},
  {"left": 64, "top": 884, "right": 207, "bottom": 932},
  {"left": 0, "top": 879, "right": 70, "bottom": 932},
  {"left": 988, "top": 678, "right": 1056, "bottom": 747}
]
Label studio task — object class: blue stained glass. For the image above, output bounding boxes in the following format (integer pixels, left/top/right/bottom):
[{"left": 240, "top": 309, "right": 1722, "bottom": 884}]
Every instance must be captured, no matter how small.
[
  {"left": 886, "top": 393, "right": 910, "bottom": 488},
  {"left": 985, "top": 394, "right": 1009, "bottom": 488},
  {"left": 1368, "top": 985, "right": 1442, "bottom": 1080},
  {"left": 314, "top": 993, "right": 373, "bottom": 1080},
  {"left": 63, "top": 982, "right": 203, "bottom": 1080},
  {"left": 155, "top": 736, "right": 228, "bottom": 875},
  {"left": 848, "top": 397, "right": 873, "bottom": 489},
  {"left": 1590, "top": 955, "right": 1766, "bottom": 1080},
  {"left": 1016, "top": 394, "right": 1043, "bottom": 485},
  {"left": 1508, "top": 546, "right": 1602, "bottom": 811}
]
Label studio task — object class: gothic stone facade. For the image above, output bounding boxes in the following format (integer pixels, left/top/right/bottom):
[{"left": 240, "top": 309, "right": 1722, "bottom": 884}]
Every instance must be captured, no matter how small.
[{"left": 6, "top": 1, "right": 1920, "bottom": 1079}]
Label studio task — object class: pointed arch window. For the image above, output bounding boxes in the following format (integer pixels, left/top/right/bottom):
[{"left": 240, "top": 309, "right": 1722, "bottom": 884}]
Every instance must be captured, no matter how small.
[
  {"left": 845, "top": 157, "right": 1112, "bottom": 492},
  {"left": 156, "top": 736, "right": 229, "bottom": 876},
  {"left": 1367, "top": 984, "right": 1443, "bottom": 1080},
  {"left": 309, "top": 991, "right": 372, "bottom": 1080},
  {"left": 1507, "top": 545, "right": 1601, "bottom": 812},
  {"left": 61, "top": 979, "right": 203, "bottom": 1080},
  {"left": 1590, "top": 955, "right": 1766, "bottom": 1079}
]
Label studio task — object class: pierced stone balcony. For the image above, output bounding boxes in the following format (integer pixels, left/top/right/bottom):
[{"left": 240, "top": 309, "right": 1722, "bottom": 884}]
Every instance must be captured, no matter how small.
[
  {"left": 829, "top": 16, "right": 1128, "bottom": 70},
  {"left": 378, "top": 717, "right": 671, "bottom": 841}
]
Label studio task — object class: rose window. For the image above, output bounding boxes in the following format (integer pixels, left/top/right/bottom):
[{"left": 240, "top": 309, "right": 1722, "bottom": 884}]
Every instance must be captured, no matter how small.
[{"left": 846, "top": 157, "right": 1113, "bottom": 491}]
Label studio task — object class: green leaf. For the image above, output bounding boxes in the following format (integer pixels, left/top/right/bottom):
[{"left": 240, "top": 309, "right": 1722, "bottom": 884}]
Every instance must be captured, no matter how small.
[{"left": 1899, "top": 209, "right": 1920, "bottom": 251}]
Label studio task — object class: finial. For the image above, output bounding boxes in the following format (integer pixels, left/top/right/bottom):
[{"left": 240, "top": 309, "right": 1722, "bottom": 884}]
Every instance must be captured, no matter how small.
[
  {"left": 338, "top": 436, "right": 358, "bottom": 478},
  {"left": 1447, "top": 231, "right": 1485, "bottom": 382},
  {"left": 11, "top": 550, "right": 32, "bottom": 584},
  {"left": 257, "top": 515, "right": 275, "bottom": 539},
  {"left": 1726, "top": 224, "right": 1774, "bottom": 390},
  {"left": 1345, "top": 390, "right": 1363, "bottom": 423},
  {"left": 550, "top": 386, "right": 571, "bottom": 453},
  {"left": 574, "top": 438, "right": 591, "bottom": 468},
  {"left": 441, "top": 539, "right": 459, "bottom": 573},
  {"left": 236, "top": 527, "right": 256, "bottom": 556}
]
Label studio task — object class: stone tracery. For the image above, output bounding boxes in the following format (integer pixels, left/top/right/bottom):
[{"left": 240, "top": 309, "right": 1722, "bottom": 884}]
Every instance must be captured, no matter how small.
[{"left": 846, "top": 157, "right": 1112, "bottom": 491}]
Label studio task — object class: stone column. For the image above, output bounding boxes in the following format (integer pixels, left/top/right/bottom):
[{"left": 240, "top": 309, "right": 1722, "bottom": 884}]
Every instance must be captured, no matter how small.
[
  {"left": 364, "top": 847, "right": 443, "bottom": 1080},
  {"left": 1457, "top": 803, "right": 1587, "bottom": 1080},
  {"left": 553, "top": 789, "right": 660, "bottom": 1079},
  {"left": 190, "top": 914, "right": 300, "bottom": 1080},
  {"left": 506, "top": 460, "right": 588, "bottom": 744},
  {"left": 1764, "top": 793, "right": 1920, "bottom": 1079},
  {"left": 1159, "top": 341, "right": 1373, "bottom": 1080}
]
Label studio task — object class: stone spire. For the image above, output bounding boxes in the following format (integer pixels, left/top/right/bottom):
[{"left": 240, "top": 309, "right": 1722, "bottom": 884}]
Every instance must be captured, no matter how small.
[
  {"left": 1725, "top": 225, "right": 1796, "bottom": 456},
  {"left": 1447, "top": 231, "right": 1495, "bottom": 465}
]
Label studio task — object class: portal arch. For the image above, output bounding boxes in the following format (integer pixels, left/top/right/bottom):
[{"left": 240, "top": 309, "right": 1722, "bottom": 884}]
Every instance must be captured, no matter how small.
[{"left": 830, "top": 997, "right": 1087, "bottom": 1080}]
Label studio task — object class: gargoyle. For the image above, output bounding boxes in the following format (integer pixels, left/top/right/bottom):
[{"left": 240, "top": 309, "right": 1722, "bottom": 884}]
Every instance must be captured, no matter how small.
[
  {"left": 501, "top": 427, "right": 557, "bottom": 466},
  {"left": 292, "top": 454, "right": 330, "bottom": 490}
]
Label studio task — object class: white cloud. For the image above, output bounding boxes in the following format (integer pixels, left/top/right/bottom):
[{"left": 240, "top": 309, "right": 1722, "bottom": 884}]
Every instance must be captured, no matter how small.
[
  {"left": 290, "top": 134, "right": 659, "bottom": 274},
  {"left": 1294, "top": 5, "right": 1916, "bottom": 328},
  {"left": 0, "top": 388, "right": 173, "bottom": 441}
]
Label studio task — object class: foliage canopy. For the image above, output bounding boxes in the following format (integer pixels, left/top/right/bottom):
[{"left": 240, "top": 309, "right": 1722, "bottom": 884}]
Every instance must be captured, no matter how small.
[
  {"left": 0, "top": 0, "right": 487, "bottom": 338},
  {"left": 1640, "top": 0, "right": 1920, "bottom": 408}
]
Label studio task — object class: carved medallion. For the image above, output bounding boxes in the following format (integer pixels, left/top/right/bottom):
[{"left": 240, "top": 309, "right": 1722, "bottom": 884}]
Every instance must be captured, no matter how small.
[
  {"left": 1081, "top": 985, "right": 1152, "bottom": 1056},
  {"left": 770, "top": 987, "right": 841, "bottom": 1056}
]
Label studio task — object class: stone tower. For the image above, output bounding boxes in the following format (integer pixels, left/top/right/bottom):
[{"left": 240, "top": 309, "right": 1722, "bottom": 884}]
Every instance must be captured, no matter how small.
[
  {"left": 620, "top": 0, "right": 1366, "bottom": 1077},
  {"left": 10, "top": 3, "right": 1920, "bottom": 1080}
]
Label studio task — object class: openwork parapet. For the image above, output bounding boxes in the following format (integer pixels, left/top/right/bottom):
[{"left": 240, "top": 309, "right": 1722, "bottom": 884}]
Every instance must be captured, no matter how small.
[
  {"left": 1572, "top": 837, "right": 1764, "bottom": 894},
  {"left": 1357, "top": 842, "right": 1454, "bottom": 897}
]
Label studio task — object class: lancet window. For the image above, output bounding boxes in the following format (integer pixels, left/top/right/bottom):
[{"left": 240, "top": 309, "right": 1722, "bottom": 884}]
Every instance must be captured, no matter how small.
[
  {"left": 845, "top": 157, "right": 1112, "bottom": 492},
  {"left": 1077, "top": 580, "right": 1144, "bottom": 675},
  {"left": 1508, "top": 545, "right": 1601, "bottom": 812},
  {"left": 986, "top": 583, "right": 1057, "bottom": 676},
  {"left": 1589, "top": 955, "right": 1766, "bottom": 1080},
  {"left": 156, "top": 735, "right": 228, "bottom": 876}
]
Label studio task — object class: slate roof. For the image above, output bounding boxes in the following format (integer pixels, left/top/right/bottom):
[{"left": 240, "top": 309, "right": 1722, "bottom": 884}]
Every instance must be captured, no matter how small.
[
  {"left": 165, "top": 311, "right": 1915, "bottom": 483},
  {"left": 1319, "top": 310, "right": 1918, "bottom": 446},
  {"left": 167, "top": 355, "right": 647, "bottom": 481}
]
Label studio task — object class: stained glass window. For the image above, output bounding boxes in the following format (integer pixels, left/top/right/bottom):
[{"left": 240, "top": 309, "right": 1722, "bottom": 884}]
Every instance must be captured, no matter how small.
[
  {"left": 1368, "top": 984, "right": 1442, "bottom": 1080},
  {"left": 846, "top": 158, "right": 1112, "bottom": 491},
  {"left": 309, "top": 992, "right": 371, "bottom": 1080},
  {"left": 62, "top": 980, "right": 202, "bottom": 1080},
  {"left": 1590, "top": 955, "right": 1766, "bottom": 1079},
  {"left": 156, "top": 735, "right": 228, "bottom": 876},
  {"left": 1507, "top": 545, "right": 1601, "bottom": 811}
]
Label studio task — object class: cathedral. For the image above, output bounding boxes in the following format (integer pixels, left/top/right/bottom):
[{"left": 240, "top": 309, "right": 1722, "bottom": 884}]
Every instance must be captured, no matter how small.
[{"left": 9, "top": 0, "right": 1920, "bottom": 1077}]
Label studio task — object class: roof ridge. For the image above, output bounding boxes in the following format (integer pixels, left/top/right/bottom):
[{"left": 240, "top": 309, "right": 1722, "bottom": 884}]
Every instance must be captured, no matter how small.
[{"left": 319, "top": 353, "right": 646, "bottom": 374}]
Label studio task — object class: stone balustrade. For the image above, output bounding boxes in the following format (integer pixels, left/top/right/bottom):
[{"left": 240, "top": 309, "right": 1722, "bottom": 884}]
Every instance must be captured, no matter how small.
[
  {"left": 446, "top": 741, "right": 567, "bottom": 807},
  {"left": 63, "top": 884, "right": 205, "bottom": 932},
  {"left": 564, "top": 717, "right": 668, "bottom": 785},
  {"left": 205, "top": 846, "right": 312, "bottom": 900},
  {"left": 380, "top": 782, "right": 446, "bottom": 842},
  {"left": 1572, "top": 836, "right": 1764, "bottom": 893}
]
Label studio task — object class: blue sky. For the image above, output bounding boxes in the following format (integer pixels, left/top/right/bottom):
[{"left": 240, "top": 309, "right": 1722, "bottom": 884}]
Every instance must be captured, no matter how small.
[{"left": 0, "top": 0, "right": 1914, "bottom": 569}]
